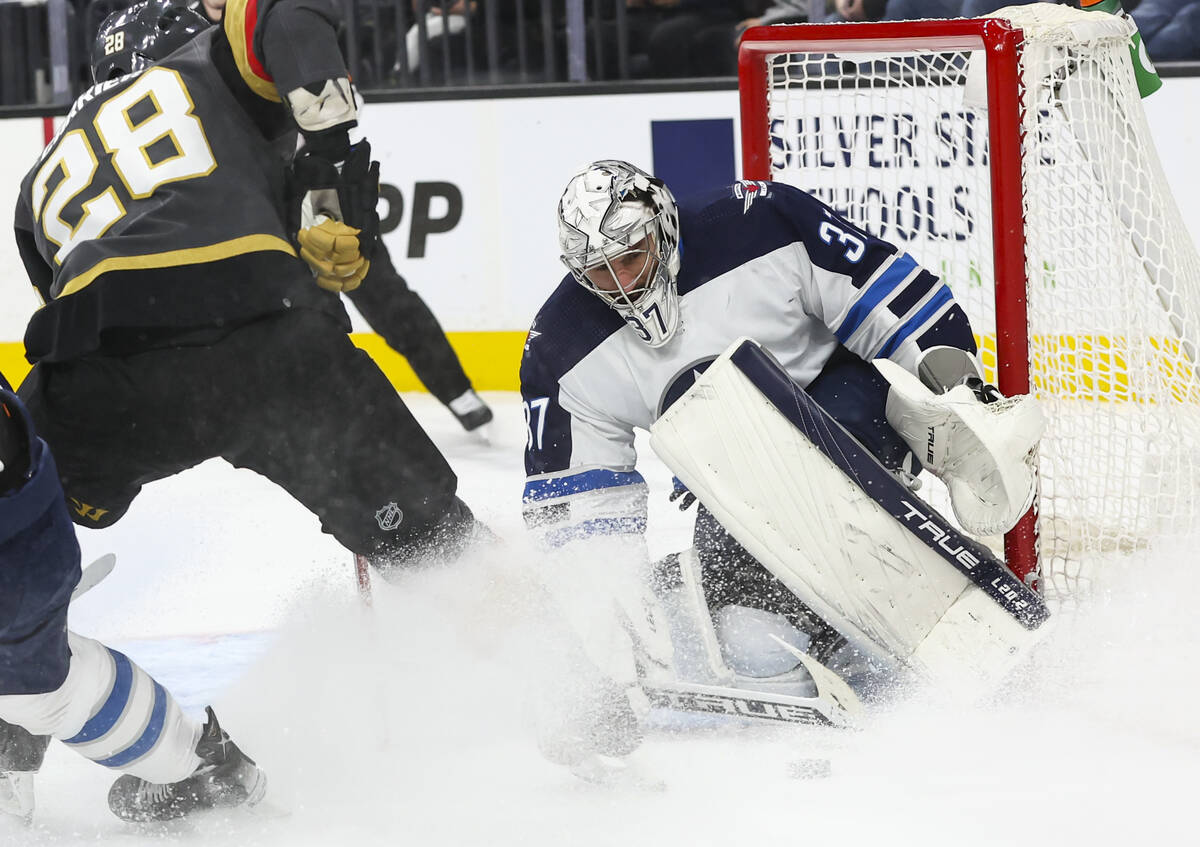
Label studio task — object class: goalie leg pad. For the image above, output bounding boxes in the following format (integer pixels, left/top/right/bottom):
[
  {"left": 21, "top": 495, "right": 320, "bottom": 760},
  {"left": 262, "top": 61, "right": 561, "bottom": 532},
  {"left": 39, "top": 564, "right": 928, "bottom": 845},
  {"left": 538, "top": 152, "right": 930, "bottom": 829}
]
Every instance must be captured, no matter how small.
[{"left": 649, "top": 338, "right": 1050, "bottom": 693}]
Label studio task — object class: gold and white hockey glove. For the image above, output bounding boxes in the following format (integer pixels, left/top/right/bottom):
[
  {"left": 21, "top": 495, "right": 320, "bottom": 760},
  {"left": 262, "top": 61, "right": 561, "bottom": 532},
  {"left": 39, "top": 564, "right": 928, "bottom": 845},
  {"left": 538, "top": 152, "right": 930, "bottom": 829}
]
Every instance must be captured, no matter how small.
[
  {"left": 288, "top": 137, "right": 380, "bottom": 293},
  {"left": 297, "top": 217, "right": 370, "bottom": 292}
]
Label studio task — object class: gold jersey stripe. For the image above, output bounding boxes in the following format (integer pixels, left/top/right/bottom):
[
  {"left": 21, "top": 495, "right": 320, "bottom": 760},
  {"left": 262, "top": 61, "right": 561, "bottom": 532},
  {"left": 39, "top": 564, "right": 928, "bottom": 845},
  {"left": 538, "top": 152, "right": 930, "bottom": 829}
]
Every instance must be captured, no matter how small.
[
  {"left": 223, "top": 0, "right": 281, "bottom": 103},
  {"left": 55, "top": 234, "right": 297, "bottom": 300}
]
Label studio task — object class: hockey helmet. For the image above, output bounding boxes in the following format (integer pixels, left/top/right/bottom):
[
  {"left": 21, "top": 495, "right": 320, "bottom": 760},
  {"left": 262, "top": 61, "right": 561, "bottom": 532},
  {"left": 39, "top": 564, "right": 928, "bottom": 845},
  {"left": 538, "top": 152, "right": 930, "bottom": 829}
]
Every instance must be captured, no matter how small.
[
  {"left": 557, "top": 160, "right": 682, "bottom": 347},
  {"left": 91, "top": 0, "right": 211, "bottom": 83}
]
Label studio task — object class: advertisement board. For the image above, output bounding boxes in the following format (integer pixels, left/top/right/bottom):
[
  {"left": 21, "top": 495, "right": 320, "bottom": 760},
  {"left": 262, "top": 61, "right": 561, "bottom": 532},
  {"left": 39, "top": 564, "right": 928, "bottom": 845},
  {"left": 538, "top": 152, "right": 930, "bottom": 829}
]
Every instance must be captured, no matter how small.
[{"left": 1, "top": 80, "right": 1197, "bottom": 389}]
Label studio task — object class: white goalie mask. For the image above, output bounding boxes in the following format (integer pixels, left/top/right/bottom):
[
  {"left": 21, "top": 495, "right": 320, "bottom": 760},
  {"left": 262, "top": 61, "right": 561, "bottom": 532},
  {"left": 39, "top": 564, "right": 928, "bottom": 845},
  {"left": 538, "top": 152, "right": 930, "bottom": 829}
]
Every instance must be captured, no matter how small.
[{"left": 557, "top": 160, "right": 682, "bottom": 347}]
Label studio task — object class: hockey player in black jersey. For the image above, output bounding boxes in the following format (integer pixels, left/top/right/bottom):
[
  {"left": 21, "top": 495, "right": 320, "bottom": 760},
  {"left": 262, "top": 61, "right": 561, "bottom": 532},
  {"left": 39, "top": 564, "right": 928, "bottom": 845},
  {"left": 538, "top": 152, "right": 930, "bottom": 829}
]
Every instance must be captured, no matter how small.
[
  {"left": 521, "top": 160, "right": 1046, "bottom": 767},
  {"left": 11, "top": 0, "right": 491, "bottom": 816},
  {"left": 15, "top": 0, "right": 485, "bottom": 579},
  {"left": 186, "top": 0, "right": 495, "bottom": 432},
  {"left": 349, "top": 243, "right": 495, "bottom": 432}
]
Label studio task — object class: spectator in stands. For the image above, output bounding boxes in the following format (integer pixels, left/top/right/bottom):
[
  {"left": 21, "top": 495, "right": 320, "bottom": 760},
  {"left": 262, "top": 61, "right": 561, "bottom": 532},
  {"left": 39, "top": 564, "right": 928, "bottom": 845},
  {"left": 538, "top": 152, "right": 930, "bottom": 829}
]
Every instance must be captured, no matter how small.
[
  {"left": 735, "top": 0, "right": 805, "bottom": 32},
  {"left": 188, "top": 0, "right": 224, "bottom": 19},
  {"left": 586, "top": 0, "right": 680, "bottom": 79},
  {"left": 401, "top": 0, "right": 476, "bottom": 81},
  {"left": 959, "top": 0, "right": 1039, "bottom": 16},
  {"left": 1132, "top": 0, "right": 1200, "bottom": 59},
  {"left": 646, "top": 0, "right": 767, "bottom": 77}
]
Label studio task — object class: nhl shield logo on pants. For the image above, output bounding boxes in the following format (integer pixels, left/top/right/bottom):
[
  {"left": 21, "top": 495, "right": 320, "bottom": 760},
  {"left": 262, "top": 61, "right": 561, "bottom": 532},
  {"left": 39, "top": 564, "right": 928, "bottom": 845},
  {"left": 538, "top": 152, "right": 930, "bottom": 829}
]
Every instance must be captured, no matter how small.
[{"left": 375, "top": 502, "right": 404, "bottom": 531}]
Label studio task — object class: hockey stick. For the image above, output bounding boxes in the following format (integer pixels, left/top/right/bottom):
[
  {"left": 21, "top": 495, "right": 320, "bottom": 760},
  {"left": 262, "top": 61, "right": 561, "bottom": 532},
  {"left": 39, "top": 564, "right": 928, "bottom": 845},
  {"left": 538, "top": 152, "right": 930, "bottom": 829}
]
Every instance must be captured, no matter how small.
[
  {"left": 642, "top": 681, "right": 853, "bottom": 728},
  {"left": 354, "top": 553, "right": 372, "bottom": 604},
  {"left": 642, "top": 628, "right": 864, "bottom": 730},
  {"left": 70, "top": 553, "right": 116, "bottom": 601}
]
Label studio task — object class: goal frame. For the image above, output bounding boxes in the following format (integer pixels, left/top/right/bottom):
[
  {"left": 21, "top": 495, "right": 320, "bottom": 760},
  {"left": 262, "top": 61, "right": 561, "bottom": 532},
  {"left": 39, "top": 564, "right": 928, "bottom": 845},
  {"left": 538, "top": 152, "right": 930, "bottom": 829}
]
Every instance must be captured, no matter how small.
[{"left": 737, "top": 20, "right": 1039, "bottom": 586}]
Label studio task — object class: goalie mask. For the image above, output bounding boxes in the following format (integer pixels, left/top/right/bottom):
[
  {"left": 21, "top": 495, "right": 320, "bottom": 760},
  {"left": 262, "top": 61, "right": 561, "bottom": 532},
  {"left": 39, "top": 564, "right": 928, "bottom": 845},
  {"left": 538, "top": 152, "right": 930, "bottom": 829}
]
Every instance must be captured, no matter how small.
[
  {"left": 557, "top": 160, "right": 682, "bottom": 348},
  {"left": 91, "top": 0, "right": 211, "bottom": 84}
]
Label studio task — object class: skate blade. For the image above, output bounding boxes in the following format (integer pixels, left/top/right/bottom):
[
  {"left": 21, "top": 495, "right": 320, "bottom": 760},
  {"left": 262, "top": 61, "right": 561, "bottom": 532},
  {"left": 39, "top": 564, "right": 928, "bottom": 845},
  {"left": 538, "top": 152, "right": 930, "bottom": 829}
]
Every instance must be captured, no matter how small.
[
  {"left": 124, "top": 768, "right": 285, "bottom": 828},
  {"left": 243, "top": 768, "right": 290, "bottom": 818},
  {"left": 468, "top": 422, "right": 494, "bottom": 445},
  {"left": 0, "top": 772, "right": 34, "bottom": 825}
]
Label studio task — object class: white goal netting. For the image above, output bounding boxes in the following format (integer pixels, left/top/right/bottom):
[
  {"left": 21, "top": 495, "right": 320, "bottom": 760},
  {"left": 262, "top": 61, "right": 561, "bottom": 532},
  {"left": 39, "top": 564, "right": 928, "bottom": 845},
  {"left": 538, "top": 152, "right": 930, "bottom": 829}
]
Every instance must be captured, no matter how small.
[{"left": 752, "top": 5, "right": 1200, "bottom": 604}]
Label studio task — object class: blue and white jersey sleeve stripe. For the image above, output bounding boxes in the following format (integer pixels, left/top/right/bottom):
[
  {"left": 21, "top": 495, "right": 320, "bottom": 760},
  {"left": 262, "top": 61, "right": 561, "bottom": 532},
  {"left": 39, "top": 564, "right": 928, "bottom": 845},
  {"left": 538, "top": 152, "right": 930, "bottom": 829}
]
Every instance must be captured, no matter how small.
[
  {"left": 523, "top": 468, "right": 650, "bottom": 548},
  {"left": 759, "top": 185, "right": 976, "bottom": 372},
  {"left": 828, "top": 250, "right": 957, "bottom": 370}
]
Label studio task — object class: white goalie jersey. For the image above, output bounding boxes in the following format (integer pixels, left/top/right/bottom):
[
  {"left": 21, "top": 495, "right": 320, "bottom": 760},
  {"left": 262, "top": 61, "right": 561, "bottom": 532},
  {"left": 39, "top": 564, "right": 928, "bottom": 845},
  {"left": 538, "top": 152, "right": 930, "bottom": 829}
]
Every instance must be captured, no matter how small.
[{"left": 520, "top": 180, "right": 979, "bottom": 545}]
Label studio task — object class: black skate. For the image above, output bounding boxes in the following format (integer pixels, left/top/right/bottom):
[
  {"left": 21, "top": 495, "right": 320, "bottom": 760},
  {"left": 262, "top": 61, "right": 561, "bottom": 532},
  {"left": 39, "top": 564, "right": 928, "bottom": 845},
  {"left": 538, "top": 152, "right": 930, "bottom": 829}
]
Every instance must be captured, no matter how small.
[
  {"left": 0, "top": 719, "right": 50, "bottom": 823},
  {"left": 108, "top": 707, "right": 266, "bottom": 823},
  {"left": 448, "top": 389, "right": 493, "bottom": 431}
]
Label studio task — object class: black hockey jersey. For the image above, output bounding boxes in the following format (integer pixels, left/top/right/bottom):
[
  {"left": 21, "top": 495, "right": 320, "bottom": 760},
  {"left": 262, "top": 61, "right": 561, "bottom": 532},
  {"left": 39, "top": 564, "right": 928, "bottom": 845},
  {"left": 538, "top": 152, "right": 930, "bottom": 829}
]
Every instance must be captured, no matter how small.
[{"left": 14, "top": 7, "right": 342, "bottom": 363}]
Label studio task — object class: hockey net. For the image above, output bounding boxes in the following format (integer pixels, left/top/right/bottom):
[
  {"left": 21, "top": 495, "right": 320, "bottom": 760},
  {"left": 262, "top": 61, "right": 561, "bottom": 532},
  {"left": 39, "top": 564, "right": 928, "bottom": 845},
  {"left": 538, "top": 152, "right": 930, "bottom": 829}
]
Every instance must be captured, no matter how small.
[{"left": 738, "top": 5, "right": 1200, "bottom": 605}]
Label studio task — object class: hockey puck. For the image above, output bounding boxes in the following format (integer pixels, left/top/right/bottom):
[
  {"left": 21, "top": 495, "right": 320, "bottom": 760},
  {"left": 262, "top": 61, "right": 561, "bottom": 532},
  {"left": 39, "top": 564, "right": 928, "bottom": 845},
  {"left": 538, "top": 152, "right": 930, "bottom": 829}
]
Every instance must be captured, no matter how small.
[{"left": 787, "top": 758, "right": 832, "bottom": 780}]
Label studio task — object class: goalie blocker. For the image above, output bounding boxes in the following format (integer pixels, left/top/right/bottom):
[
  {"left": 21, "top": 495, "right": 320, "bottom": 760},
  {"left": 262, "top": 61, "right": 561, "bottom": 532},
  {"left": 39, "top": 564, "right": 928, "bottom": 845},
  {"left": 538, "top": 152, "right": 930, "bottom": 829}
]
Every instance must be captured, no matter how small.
[{"left": 649, "top": 338, "right": 1050, "bottom": 694}]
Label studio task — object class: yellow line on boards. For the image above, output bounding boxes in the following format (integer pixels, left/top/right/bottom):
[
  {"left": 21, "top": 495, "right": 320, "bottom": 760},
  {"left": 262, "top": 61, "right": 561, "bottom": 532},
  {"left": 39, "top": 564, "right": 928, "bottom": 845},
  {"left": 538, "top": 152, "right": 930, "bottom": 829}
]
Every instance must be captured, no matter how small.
[
  {"left": 0, "top": 344, "right": 31, "bottom": 388},
  {"left": 0, "top": 332, "right": 530, "bottom": 393},
  {"left": 348, "top": 331, "right": 527, "bottom": 392},
  {"left": 3, "top": 332, "right": 1195, "bottom": 400}
]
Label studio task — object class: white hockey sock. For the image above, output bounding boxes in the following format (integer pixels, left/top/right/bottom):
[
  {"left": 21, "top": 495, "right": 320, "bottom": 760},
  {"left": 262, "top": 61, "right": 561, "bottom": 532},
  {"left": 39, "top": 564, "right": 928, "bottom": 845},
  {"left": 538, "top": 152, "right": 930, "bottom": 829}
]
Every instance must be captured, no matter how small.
[{"left": 0, "top": 633, "right": 202, "bottom": 784}]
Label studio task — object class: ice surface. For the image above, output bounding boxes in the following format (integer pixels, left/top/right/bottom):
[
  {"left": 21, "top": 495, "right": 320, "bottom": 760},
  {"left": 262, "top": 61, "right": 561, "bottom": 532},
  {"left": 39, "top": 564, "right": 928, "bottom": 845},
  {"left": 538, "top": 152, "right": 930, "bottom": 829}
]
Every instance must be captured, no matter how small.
[{"left": 7, "top": 394, "right": 1198, "bottom": 846}]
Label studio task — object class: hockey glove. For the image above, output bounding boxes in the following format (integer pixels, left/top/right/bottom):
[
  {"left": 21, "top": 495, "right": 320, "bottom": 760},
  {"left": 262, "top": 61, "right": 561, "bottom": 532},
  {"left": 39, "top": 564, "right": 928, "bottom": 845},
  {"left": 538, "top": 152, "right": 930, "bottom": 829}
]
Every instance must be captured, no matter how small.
[
  {"left": 288, "top": 140, "right": 381, "bottom": 291},
  {"left": 878, "top": 357, "right": 1045, "bottom": 537},
  {"left": 668, "top": 476, "right": 696, "bottom": 511},
  {"left": 297, "top": 218, "right": 370, "bottom": 292}
]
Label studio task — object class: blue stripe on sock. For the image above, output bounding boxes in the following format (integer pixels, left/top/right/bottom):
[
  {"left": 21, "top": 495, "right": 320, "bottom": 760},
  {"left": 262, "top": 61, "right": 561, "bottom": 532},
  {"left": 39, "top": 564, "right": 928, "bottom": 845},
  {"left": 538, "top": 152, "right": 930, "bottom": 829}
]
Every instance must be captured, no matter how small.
[
  {"left": 63, "top": 649, "right": 132, "bottom": 745},
  {"left": 94, "top": 681, "right": 168, "bottom": 769}
]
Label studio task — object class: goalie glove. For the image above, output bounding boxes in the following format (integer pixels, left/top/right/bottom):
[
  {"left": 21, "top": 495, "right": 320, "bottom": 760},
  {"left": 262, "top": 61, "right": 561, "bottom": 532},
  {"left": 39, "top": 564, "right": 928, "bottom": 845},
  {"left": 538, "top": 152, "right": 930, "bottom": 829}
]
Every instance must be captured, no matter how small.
[
  {"left": 288, "top": 140, "right": 381, "bottom": 292},
  {"left": 877, "top": 348, "right": 1046, "bottom": 537}
]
